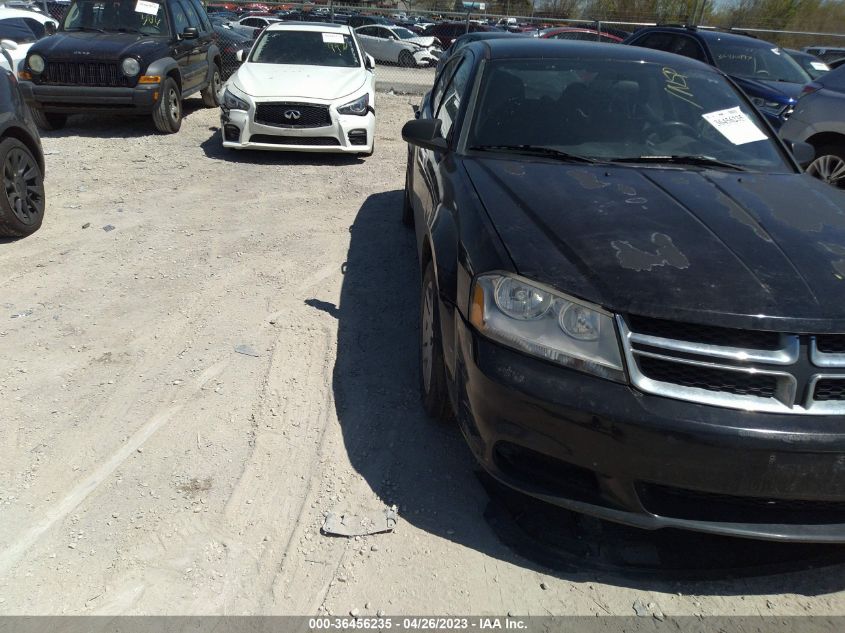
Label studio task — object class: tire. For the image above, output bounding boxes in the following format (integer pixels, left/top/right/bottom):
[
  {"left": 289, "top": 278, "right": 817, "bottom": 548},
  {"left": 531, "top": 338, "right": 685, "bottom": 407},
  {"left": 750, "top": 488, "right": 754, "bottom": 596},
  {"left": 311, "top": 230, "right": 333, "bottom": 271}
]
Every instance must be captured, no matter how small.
[
  {"left": 30, "top": 109, "right": 67, "bottom": 131},
  {"left": 420, "top": 261, "right": 452, "bottom": 420},
  {"left": 0, "top": 137, "right": 45, "bottom": 238},
  {"left": 152, "top": 77, "right": 182, "bottom": 134},
  {"left": 399, "top": 49, "right": 416, "bottom": 68},
  {"left": 806, "top": 144, "right": 845, "bottom": 188},
  {"left": 201, "top": 63, "right": 222, "bottom": 108}
]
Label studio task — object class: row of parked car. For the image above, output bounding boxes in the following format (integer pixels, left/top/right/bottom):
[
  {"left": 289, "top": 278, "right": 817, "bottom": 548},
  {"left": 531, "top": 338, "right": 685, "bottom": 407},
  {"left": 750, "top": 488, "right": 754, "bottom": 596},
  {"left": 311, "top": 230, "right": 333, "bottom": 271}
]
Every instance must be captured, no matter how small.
[{"left": 6, "top": 2, "right": 845, "bottom": 546}]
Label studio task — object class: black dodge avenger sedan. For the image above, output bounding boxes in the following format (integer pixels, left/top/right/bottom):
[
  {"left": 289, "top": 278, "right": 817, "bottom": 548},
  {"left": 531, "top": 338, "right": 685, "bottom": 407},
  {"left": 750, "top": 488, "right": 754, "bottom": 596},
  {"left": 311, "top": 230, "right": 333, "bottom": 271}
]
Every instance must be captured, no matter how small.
[{"left": 402, "top": 39, "right": 845, "bottom": 542}]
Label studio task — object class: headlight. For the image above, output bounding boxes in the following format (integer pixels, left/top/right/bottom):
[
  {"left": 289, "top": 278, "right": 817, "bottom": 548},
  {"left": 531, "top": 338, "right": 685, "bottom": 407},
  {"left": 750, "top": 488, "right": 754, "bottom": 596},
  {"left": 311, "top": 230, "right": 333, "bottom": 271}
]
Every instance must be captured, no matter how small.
[
  {"left": 28, "top": 54, "right": 45, "bottom": 73},
  {"left": 469, "top": 273, "right": 625, "bottom": 382},
  {"left": 752, "top": 97, "right": 784, "bottom": 114},
  {"left": 121, "top": 57, "right": 140, "bottom": 77},
  {"left": 337, "top": 93, "right": 369, "bottom": 116},
  {"left": 222, "top": 87, "right": 249, "bottom": 111}
]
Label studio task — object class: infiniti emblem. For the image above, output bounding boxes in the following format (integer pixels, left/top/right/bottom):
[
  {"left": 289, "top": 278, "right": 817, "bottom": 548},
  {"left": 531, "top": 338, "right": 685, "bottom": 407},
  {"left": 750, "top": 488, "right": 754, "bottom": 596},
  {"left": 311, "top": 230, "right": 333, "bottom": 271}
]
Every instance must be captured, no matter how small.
[{"left": 284, "top": 110, "right": 301, "bottom": 120}]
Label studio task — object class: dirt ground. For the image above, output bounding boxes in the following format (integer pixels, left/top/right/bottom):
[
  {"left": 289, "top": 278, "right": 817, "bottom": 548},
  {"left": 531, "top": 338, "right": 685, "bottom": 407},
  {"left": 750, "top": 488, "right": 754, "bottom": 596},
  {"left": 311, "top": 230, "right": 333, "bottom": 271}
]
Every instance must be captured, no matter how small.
[{"left": 2, "top": 94, "right": 845, "bottom": 618}]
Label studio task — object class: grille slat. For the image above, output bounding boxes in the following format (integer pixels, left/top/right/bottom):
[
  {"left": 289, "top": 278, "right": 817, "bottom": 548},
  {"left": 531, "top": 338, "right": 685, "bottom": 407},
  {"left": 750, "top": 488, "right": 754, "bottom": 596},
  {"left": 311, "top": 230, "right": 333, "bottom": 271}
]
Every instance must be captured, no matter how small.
[
  {"left": 41, "top": 60, "right": 129, "bottom": 87},
  {"left": 638, "top": 356, "right": 779, "bottom": 398},
  {"left": 249, "top": 134, "right": 339, "bottom": 146},
  {"left": 254, "top": 103, "right": 331, "bottom": 128},
  {"left": 627, "top": 315, "right": 781, "bottom": 350}
]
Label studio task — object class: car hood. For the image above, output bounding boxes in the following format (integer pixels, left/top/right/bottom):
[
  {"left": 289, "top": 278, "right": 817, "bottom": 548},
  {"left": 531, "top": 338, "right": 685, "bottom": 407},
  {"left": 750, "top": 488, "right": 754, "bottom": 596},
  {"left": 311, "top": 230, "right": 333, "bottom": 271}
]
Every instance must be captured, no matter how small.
[
  {"left": 731, "top": 76, "right": 804, "bottom": 104},
  {"left": 405, "top": 36, "right": 439, "bottom": 48},
  {"left": 30, "top": 32, "right": 169, "bottom": 62},
  {"left": 463, "top": 157, "right": 845, "bottom": 331},
  {"left": 232, "top": 62, "right": 368, "bottom": 100}
]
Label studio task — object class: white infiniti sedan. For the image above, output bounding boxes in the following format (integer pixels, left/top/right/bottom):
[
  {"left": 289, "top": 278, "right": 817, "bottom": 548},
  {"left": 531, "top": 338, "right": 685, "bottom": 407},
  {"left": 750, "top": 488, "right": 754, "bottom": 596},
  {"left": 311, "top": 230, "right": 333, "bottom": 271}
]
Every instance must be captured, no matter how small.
[{"left": 220, "top": 23, "right": 376, "bottom": 155}]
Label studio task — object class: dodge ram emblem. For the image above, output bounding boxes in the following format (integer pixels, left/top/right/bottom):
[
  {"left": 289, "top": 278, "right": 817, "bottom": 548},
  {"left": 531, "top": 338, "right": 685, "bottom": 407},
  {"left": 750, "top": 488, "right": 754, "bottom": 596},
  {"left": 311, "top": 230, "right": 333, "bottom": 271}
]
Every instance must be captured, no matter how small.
[{"left": 284, "top": 110, "right": 301, "bottom": 120}]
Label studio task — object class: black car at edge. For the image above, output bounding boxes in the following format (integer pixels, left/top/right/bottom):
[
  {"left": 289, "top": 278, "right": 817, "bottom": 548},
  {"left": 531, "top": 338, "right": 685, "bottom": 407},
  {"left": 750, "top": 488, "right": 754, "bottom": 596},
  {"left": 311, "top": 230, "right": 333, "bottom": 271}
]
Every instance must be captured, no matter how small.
[
  {"left": 17, "top": 0, "right": 221, "bottom": 133},
  {"left": 402, "top": 38, "right": 845, "bottom": 542},
  {"left": 0, "top": 49, "right": 45, "bottom": 238}
]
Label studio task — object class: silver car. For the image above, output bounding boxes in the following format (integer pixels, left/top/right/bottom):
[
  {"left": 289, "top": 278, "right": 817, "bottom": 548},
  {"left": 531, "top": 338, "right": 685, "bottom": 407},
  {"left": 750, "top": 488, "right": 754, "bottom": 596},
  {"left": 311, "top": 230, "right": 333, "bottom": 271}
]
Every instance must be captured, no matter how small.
[{"left": 781, "top": 65, "right": 845, "bottom": 187}]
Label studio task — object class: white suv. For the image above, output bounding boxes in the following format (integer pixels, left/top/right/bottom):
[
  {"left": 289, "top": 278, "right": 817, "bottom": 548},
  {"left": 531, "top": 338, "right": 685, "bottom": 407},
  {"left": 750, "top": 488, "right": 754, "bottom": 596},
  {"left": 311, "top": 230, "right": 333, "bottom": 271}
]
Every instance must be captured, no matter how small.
[{"left": 219, "top": 23, "right": 376, "bottom": 155}]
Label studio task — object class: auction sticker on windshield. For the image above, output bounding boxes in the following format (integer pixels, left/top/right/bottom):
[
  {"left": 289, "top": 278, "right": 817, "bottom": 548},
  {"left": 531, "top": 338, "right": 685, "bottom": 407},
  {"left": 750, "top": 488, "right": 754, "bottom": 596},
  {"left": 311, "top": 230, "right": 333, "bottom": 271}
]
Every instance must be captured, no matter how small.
[
  {"left": 322, "top": 33, "right": 345, "bottom": 44},
  {"left": 135, "top": 0, "right": 159, "bottom": 15},
  {"left": 702, "top": 107, "right": 767, "bottom": 145}
]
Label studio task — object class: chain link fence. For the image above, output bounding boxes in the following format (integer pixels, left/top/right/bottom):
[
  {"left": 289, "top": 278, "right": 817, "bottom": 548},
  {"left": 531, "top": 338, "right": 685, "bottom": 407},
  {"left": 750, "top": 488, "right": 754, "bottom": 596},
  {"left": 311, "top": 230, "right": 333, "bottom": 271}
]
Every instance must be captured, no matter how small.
[{"left": 13, "top": 0, "right": 845, "bottom": 94}]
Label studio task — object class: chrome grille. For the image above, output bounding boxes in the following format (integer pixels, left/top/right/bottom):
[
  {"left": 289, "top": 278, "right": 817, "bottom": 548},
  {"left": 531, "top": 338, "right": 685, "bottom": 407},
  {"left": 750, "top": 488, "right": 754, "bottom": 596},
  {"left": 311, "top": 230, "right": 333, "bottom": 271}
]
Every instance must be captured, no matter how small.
[{"left": 619, "top": 315, "right": 845, "bottom": 414}]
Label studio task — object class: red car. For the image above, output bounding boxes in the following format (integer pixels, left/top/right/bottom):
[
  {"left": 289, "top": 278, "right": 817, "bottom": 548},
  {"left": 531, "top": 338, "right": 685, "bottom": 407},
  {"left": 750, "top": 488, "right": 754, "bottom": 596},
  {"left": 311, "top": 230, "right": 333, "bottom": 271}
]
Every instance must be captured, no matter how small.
[{"left": 540, "top": 27, "right": 624, "bottom": 44}]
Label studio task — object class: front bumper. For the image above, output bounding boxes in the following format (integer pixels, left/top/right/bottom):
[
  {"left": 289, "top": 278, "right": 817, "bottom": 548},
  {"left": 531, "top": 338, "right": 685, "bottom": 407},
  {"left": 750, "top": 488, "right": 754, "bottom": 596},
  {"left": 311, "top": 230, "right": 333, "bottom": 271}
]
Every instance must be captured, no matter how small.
[
  {"left": 18, "top": 82, "right": 158, "bottom": 114},
  {"left": 412, "top": 48, "right": 440, "bottom": 66},
  {"left": 455, "top": 316, "right": 845, "bottom": 542},
  {"left": 220, "top": 100, "right": 375, "bottom": 153}
]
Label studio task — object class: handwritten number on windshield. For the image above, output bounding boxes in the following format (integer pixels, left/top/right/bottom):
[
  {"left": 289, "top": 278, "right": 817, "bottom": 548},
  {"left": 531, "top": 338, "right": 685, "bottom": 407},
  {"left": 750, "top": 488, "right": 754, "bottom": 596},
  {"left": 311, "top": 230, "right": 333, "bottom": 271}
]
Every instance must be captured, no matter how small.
[{"left": 663, "top": 67, "right": 702, "bottom": 109}]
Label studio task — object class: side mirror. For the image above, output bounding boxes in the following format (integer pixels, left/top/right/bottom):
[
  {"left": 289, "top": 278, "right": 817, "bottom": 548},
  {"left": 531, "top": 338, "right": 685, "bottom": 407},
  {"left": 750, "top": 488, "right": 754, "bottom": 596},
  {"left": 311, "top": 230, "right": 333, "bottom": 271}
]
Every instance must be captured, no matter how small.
[
  {"left": 365, "top": 53, "right": 375, "bottom": 70},
  {"left": 402, "top": 118, "right": 447, "bottom": 152},
  {"left": 235, "top": 49, "right": 245, "bottom": 62},
  {"left": 0, "top": 39, "right": 16, "bottom": 70},
  {"left": 785, "top": 139, "right": 815, "bottom": 168},
  {"left": 44, "top": 21, "right": 56, "bottom": 36},
  {"left": 182, "top": 27, "right": 199, "bottom": 40}
]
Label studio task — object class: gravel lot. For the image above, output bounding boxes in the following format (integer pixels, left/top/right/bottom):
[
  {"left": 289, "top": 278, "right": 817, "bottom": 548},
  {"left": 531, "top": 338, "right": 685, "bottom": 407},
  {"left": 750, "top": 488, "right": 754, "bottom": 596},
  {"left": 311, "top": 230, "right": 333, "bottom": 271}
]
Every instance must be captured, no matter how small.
[{"left": 2, "top": 94, "right": 845, "bottom": 617}]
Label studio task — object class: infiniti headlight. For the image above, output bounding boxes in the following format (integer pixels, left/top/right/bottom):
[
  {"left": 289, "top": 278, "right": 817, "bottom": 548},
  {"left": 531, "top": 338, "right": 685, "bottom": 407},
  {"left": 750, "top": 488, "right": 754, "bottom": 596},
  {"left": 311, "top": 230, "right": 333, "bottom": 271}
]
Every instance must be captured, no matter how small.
[
  {"left": 469, "top": 273, "right": 625, "bottom": 382},
  {"left": 121, "top": 57, "right": 140, "bottom": 77},
  {"left": 337, "top": 93, "right": 369, "bottom": 116},
  {"left": 28, "top": 54, "right": 45, "bottom": 73},
  {"left": 222, "top": 87, "right": 249, "bottom": 111}
]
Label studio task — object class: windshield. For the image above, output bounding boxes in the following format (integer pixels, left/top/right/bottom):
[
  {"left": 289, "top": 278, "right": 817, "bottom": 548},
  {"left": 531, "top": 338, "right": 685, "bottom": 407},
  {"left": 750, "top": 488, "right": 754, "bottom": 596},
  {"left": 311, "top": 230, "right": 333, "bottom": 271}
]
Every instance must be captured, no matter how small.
[
  {"left": 250, "top": 30, "right": 361, "bottom": 67},
  {"left": 0, "top": 17, "right": 46, "bottom": 44},
  {"left": 63, "top": 0, "right": 169, "bottom": 36},
  {"left": 468, "top": 58, "right": 792, "bottom": 171},
  {"left": 789, "top": 52, "right": 829, "bottom": 79},
  {"left": 393, "top": 27, "right": 417, "bottom": 40},
  {"left": 709, "top": 39, "right": 810, "bottom": 84}
]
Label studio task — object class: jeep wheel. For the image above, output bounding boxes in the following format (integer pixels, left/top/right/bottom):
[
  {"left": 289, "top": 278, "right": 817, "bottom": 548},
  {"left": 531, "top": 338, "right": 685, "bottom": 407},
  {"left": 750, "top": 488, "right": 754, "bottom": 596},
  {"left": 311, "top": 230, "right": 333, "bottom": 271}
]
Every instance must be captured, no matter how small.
[
  {"left": 153, "top": 78, "right": 182, "bottom": 134},
  {"left": 30, "top": 109, "right": 67, "bottom": 131},
  {"left": 0, "top": 137, "right": 45, "bottom": 238},
  {"left": 201, "top": 64, "right": 222, "bottom": 108}
]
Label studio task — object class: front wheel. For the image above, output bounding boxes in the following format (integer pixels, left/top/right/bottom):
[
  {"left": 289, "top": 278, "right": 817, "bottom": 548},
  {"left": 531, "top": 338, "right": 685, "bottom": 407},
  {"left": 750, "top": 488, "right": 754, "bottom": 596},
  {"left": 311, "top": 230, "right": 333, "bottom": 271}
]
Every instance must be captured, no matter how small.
[
  {"left": 30, "top": 109, "right": 67, "bottom": 131},
  {"left": 152, "top": 78, "right": 182, "bottom": 134},
  {"left": 0, "top": 137, "right": 45, "bottom": 237},
  {"left": 420, "top": 261, "right": 452, "bottom": 420},
  {"left": 201, "top": 64, "right": 222, "bottom": 108},
  {"left": 806, "top": 145, "right": 845, "bottom": 188},
  {"left": 399, "top": 50, "right": 416, "bottom": 68}
]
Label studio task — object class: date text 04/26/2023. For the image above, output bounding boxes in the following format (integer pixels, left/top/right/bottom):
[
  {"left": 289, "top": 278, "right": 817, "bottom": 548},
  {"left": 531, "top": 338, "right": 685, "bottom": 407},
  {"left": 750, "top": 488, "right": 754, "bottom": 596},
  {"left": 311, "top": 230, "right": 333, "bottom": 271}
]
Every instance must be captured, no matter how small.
[{"left": 308, "top": 617, "right": 528, "bottom": 630}]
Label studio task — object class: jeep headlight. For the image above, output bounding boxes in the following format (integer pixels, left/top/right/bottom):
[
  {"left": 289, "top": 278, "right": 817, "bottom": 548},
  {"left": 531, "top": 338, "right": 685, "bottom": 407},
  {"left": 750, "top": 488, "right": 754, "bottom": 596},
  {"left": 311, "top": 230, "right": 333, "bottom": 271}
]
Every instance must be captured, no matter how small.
[
  {"left": 222, "top": 87, "right": 249, "bottom": 111},
  {"left": 337, "top": 93, "right": 369, "bottom": 116},
  {"left": 121, "top": 57, "right": 140, "bottom": 77},
  {"left": 28, "top": 54, "right": 45, "bottom": 73},
  {"left": 469, "top": 273, "right": 625, "bottom": 382}
]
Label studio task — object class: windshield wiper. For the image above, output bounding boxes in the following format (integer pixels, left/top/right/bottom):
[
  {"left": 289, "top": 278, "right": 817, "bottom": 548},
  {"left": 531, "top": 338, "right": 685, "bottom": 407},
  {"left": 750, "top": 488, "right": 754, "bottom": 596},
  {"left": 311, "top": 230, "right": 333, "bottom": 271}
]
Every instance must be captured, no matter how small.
[
  {"left": 610, "top": 155, "right": 748, "bottom": 171},
  {"left": 470, "top": 144, "right": 599, "bottom": 163},
  {"left": 66, "top": 26, "right": 106, "bottom": 33}
]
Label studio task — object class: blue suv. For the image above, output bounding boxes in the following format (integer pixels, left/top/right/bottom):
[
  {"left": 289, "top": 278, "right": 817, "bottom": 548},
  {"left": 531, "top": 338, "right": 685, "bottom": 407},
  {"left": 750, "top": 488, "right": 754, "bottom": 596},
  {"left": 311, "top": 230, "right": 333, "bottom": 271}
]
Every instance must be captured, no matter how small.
[{"left": 625, "top": 27, "right": 811, "bottom": 129}]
